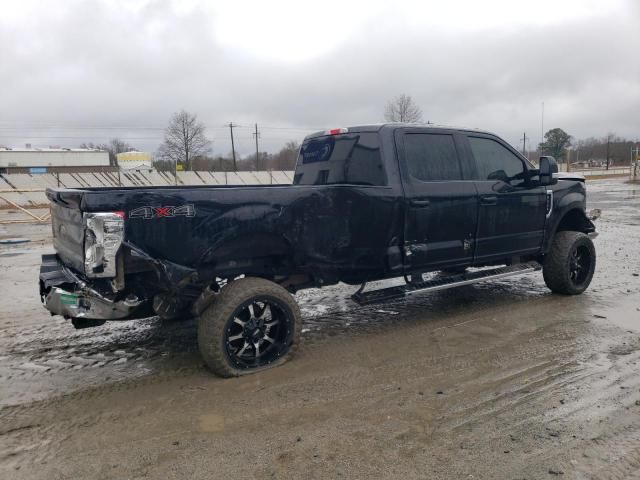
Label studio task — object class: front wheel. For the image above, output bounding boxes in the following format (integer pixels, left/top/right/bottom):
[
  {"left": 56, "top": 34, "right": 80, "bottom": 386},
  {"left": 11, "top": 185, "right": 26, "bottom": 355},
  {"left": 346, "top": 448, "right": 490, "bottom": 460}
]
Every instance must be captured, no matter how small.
[
  {"left": 198, "top": 277, "right": 301, "bottom": 377},
  {"left": 543, "top": 231, "right": 596, "bottom": 295}
]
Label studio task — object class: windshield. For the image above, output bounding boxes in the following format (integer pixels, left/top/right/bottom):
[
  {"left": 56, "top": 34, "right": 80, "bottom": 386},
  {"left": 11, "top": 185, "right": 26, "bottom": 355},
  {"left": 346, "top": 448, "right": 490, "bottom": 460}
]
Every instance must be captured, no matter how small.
[{"left": 293, "top": 132, "right": 386, "bottom": 186}]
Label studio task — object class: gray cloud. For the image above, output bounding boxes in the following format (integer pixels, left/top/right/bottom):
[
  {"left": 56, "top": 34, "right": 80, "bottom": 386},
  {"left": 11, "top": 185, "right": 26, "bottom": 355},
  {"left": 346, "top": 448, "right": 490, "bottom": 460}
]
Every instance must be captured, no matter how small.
[{"left": 1, "top": 0, "right": 638, "bottom": 156}]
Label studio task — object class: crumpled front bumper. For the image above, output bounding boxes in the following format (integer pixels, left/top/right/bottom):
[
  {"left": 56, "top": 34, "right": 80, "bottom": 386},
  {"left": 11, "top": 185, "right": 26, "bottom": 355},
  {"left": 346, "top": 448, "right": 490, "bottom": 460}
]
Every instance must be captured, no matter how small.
[{"left": 39, "top": 254, "right": 143, "bottom": 321}]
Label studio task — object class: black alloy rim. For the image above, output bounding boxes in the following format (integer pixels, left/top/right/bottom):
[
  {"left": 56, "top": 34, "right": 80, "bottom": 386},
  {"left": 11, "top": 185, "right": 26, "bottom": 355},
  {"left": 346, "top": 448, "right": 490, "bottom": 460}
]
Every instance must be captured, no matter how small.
[
  {"left": 569, "top": 244, "right": 591, "bottom": 286},
  {"left": 224, "top": 297, "right": 293, "bottom": 369}
]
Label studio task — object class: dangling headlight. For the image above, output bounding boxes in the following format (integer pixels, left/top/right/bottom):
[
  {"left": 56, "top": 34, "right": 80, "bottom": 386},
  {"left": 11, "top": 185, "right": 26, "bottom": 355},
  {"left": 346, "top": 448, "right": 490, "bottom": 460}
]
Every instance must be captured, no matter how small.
[{"left": 83, "top": 212, "right": 125, "bottom": 278}]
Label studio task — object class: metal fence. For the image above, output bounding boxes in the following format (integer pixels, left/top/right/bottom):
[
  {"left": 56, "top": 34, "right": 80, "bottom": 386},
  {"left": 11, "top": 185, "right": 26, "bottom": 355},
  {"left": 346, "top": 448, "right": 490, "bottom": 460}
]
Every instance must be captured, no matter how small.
[
  {"left": 565, "top": 167, "right": 630, "bottom": 177},
  {"left": 0, "top": 171, "right": 294, "bottom": 225},
  {"left": 0, "top": 189, "right": 51, "bottom": 224}
]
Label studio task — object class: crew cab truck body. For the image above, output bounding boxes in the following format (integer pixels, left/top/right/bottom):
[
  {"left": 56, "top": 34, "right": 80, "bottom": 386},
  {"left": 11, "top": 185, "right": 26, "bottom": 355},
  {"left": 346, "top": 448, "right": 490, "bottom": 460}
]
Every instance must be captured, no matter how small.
[{"left": 40, "top": 124, "right": 597, "bottom": 376}]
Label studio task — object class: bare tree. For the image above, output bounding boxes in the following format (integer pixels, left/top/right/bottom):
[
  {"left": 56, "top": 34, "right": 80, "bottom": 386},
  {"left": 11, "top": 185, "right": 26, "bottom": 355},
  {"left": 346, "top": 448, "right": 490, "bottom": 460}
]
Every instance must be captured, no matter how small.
[
  {"left": 572, "top": 134, "right": 637, "bottom": 168},
  {"left": 80, "top": 138, "right": 133, "bottom": 166},
  {"left": 384, "top": 94, "right": 423, "bottom": 123},
  {"left": 268, "top": 141, "right": 299, "bottom": 170},
  {"left": 108, "top": 138, "right": 132, "bottom": 155},
  {"left": 157, "top": 110, "right": 211, "bottom": 170}
]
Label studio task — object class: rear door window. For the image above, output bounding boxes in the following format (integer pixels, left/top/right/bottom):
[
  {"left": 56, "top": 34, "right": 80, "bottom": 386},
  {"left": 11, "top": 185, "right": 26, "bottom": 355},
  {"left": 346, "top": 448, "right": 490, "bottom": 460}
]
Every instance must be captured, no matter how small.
[
  {"left": 403, "top": 133, "right": 462, "bottom": 181},
  {"left": 294, "top": 133, "right": 386, "bottom": 186}
]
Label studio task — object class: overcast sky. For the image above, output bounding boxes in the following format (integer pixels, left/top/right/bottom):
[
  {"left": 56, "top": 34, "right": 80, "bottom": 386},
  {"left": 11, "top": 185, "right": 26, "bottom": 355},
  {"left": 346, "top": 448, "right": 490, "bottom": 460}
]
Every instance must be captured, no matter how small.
[{"left": 1, "top": 0, "right": 638, "bottom": 156}]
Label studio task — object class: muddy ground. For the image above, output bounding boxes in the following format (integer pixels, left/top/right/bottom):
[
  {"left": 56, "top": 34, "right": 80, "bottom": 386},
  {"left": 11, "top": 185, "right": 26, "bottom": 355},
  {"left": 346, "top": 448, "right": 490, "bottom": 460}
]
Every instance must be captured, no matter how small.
[{"left": 1, "top": 178, "right": 639, "bottom": 479}]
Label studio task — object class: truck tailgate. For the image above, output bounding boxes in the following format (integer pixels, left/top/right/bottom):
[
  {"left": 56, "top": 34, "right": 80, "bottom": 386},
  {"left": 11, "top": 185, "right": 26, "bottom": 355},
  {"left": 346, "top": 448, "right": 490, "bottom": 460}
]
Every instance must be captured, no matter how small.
[{"left": 49, "top": 191, "right": 85, "bottom": 274}]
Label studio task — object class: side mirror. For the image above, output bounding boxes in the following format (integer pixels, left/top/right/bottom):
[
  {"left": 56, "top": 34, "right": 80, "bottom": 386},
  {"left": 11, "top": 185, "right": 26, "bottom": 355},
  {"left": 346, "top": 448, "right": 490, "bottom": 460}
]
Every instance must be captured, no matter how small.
[{"left": 539, "top": 156, "right": 558, "bottom": 186}]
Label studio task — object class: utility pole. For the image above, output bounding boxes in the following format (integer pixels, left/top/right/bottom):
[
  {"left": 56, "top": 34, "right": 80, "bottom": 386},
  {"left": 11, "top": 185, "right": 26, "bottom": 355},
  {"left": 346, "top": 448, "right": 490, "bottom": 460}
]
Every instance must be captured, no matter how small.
[
  {"left": 606, "top": 135, "right": 610, "bottom": 171},
  {"left": 228, "top": 122, "right": 237, "bottom": 171},
  {"left": 253, "top": 123, "right": 260, "bottom": 171},
  {"left": 540, "top": 101, "right": 545, "bottom": 154},
  {"left": 521, "top": 131, "right": 526, "bottom": 156}
]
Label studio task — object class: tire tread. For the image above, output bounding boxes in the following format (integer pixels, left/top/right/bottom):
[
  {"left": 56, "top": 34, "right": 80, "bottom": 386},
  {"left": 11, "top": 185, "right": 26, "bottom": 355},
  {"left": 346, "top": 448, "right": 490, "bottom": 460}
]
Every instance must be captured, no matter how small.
[
  {"left": 543, "top": 231, "right": 596, "bottom": 295},
  {"left": 197, "top": 277, "right": 301, "bottom": 377}
]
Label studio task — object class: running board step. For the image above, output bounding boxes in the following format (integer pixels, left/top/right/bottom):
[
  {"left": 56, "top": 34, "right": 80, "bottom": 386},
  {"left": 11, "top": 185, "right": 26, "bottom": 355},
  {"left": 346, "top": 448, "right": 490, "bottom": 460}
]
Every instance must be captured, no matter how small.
[{"left": 352, "top": 262, "right": 541, "bottom": 305}]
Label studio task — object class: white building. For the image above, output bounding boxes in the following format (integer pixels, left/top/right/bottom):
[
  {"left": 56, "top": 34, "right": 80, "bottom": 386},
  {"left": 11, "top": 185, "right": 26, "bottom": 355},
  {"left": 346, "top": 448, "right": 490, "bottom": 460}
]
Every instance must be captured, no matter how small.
[{"left": 0, "top": 148, "right": 110, "bottom": 172}]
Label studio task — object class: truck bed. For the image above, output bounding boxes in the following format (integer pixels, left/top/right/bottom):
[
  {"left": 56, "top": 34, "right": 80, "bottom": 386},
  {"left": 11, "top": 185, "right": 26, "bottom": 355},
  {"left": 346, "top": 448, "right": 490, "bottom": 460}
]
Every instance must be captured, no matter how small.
[{"left": 46, "top": 183, "right": 400, "bottom": 286}]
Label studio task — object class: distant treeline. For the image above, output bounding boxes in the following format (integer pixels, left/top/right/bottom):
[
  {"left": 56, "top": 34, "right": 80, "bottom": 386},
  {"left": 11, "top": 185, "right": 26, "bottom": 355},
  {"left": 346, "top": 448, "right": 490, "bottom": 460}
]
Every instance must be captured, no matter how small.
[
  {"left": 152, "top": 140, "right": 299, "bottom": 172},
  {"left": 527, "top": 133, "right": 638, "bottom": 167}
]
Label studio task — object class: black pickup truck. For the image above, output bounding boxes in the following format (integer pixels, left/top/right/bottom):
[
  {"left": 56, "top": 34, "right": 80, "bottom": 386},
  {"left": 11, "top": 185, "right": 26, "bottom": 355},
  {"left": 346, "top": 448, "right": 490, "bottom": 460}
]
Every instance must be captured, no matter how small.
[{"left": 40, "top": 124, "right": 598, "bottom": 376}]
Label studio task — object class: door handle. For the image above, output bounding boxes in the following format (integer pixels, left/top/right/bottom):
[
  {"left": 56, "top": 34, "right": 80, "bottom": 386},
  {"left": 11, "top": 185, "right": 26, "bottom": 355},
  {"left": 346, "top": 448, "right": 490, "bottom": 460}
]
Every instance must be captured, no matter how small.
[
  {"left": 480, "top": 195, "right": 497, "bottom": 205},
  {"left": 409, "top": 199, "right": 430, "bottom": 207}
]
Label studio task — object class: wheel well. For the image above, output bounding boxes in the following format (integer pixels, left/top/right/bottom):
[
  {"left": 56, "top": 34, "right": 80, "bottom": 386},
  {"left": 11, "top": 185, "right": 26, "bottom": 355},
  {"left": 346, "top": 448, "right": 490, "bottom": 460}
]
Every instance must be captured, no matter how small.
[
  {"left": 555, "top": 208, "right": 594, "bottom": 234},
  {"left": 202, "top": 233, "right": 294, "bottom": 278}
]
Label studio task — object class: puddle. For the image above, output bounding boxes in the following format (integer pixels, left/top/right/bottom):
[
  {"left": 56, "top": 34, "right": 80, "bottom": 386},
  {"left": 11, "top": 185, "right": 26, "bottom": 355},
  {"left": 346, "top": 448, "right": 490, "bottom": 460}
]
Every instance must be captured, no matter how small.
[{"left": 592, "top": 295, "right": 640, "bottom": 331}]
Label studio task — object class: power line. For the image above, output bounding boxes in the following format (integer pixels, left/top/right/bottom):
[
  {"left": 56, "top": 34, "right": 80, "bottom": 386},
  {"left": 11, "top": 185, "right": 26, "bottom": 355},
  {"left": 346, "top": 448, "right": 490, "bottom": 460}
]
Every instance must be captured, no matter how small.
[
  {"left": 0, "top": 135, "right": 236, "bottom": 140},
  {"left": 0, "top": 122, "right": 319, "bottom": 154},
  {"left": 258, "top": 126, "right": 323, "bottom": 131},
  {"left": 0, "top": 124, "right": 323, "bottom": 132},
  {"left": 0, "top": 135, "right": 166, "bottom": 140}
]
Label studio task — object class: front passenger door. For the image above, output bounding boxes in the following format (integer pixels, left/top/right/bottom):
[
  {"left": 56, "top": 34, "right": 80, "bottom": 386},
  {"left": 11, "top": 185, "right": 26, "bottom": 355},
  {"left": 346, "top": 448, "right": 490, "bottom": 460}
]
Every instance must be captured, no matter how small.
[{"left": 466, "top": 135, "right": 546, "bottom": 264}]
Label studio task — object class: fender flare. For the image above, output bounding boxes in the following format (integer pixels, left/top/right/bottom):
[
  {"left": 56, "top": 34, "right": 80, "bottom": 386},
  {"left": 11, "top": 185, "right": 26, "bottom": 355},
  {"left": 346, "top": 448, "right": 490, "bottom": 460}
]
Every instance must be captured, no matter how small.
[{"left": 543, "top": 203, "right": 595, "bottom": 253}]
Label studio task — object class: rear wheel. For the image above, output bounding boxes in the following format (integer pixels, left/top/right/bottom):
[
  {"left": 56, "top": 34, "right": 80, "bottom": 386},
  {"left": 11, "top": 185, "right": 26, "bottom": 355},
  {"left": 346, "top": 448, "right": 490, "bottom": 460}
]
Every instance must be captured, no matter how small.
[
  {"left": 197, "top": 277, "right": 301, "bottom": 377},
  {"left": 543, "top": 231, "right": 596, "bottom": 295}
]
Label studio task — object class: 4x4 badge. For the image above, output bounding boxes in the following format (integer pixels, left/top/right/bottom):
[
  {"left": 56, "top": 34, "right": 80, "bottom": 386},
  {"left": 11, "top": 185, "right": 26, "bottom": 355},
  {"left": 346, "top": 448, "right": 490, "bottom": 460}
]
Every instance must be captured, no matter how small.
[{"left": 129, "top": 205, "right": 196, "bottom": 220}]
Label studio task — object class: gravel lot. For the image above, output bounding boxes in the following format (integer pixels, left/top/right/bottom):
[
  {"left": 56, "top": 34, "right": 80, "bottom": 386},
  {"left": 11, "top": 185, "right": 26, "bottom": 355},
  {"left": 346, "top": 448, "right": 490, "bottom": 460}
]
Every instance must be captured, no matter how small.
[{"left": 1, "top": 178, "right": 639, "bottom": 479}]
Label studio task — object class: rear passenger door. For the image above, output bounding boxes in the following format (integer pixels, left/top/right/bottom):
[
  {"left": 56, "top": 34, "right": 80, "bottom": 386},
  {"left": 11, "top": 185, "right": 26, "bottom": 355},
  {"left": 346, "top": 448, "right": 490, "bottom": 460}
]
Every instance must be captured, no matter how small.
[
  {"left": 396, "top": 129, "right": 478, "bottom": 272},
  {"left": 464, "top": 134, "right": 546, "bottom": 263}
]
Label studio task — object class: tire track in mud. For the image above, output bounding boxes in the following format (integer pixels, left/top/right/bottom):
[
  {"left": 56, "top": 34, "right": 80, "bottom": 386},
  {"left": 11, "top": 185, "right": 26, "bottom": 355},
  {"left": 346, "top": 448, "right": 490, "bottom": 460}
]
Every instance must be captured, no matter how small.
[
  {"left": 1, "top": 265, "right": 637, "bottom": 411},
  {"left": 440, "top": 344, "right": 640, "bottom": 479},
  {"left": 0, "top": 273, "right": 547, "bottom": 391},
  {"left": 2, "top": 348, "right": 639, "bottom": 470},
  {"left": 4, "top": 305, "right": 637, "bottom": 471},
  {"left": 582, "top": 424, "right": 640, "bottom": 480}
]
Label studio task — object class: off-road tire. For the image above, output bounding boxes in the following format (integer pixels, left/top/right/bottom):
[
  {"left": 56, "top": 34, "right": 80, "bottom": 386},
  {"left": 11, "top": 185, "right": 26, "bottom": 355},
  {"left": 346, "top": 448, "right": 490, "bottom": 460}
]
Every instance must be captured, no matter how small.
[
  {"left": 543, "top": 231, "right": 596, "bottom": 295},
  {"left": 197, "top": 277, "right": 301, "bottom": 377}
]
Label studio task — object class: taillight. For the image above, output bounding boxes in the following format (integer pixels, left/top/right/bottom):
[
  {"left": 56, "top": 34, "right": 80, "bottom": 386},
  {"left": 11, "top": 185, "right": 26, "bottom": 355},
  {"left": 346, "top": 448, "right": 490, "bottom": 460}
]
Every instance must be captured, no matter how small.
[
  {"left": 83, "top": 212, "right": 125, "bottom": 278},
  {"left": 325, "top": 127, "right": 348, "bottom": 135}
]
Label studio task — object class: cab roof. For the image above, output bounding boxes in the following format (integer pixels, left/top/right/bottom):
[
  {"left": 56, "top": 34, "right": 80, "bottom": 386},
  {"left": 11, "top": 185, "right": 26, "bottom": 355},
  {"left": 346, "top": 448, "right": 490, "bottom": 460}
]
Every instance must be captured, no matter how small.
[{"left": 304, "top": 123, "right": 495, "bottom": 140}]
